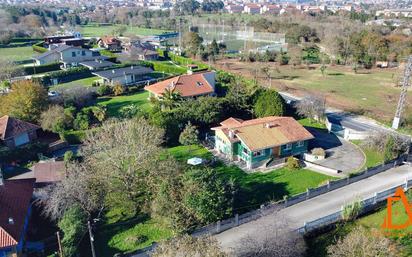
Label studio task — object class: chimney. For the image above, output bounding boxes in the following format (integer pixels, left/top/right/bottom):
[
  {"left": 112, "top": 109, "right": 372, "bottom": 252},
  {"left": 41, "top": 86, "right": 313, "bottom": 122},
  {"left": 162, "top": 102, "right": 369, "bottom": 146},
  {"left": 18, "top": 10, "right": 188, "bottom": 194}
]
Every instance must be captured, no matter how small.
[
  {"left": 229, "top": 130, "right": 235, "bottom": 139},
  {"left": 8, "top": 217, "right": 14, "bottom": 225}
]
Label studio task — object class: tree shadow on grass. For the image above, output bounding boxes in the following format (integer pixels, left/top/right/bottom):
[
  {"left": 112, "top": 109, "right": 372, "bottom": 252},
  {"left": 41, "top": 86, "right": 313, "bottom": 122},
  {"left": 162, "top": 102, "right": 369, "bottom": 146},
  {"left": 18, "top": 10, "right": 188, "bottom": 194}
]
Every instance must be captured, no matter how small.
[
  {"left": 215, "top": 163, "right": 289, "bottom": 213},
  {"left": 327, "top": 72, "right": 344, "bottom": 76},
  {"left": 95, "top": 214, "right": 151, "bottom": 257}
]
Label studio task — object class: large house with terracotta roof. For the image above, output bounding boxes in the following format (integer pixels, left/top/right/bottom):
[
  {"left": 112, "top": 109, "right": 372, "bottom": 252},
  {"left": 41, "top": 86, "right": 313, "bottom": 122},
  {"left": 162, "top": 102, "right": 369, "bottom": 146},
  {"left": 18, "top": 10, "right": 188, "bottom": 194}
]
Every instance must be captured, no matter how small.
[
  {"left": 0, "top": 178, "right": 35, "bottom": 257},
  {"left": 0, "top": 116, "right": 40, "bottom": 149},
  {"left": 212, "top": 116, "right": 314, "bottom": 169},
  {"left": 144, "top": 71, "right": 216, "bottom": 99}
]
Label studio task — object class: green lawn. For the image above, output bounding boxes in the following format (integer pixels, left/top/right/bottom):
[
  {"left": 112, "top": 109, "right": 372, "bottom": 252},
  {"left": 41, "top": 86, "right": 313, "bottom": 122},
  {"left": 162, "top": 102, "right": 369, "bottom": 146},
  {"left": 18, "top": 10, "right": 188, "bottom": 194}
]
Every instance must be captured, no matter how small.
[
  {"left": 0, "top": 46, "right": 35, "bottom": 62},
  {"left": 298, "top": 118, "right": 327, "bottom": 130},
  {"left": 95, "top": 208, "right": 173, "bottom": 257},
  {"left": 97, "top": 91, "right": 151, "bottom": 117},
  {"left": 351, "top": 140, "right": 384, "bottom": 169},
  {"left": 80, "top": 25, "right": 169, "bottom": 37},
  {"left": 306, "top": 191, "right": 412, "bottom": 257},
  {"left": 167, "top": 145, "right": 335, "bottom": 212},
  {"left": 50, "top": 76, "right": 98, "bottom": 90}
]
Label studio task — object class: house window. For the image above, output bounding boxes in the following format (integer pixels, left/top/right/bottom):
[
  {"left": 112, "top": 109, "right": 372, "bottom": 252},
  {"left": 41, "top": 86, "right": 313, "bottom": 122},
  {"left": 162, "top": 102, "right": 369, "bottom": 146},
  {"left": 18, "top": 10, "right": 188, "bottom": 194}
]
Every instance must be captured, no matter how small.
[
  {"left": 71, "top": 52, "right": 76, "bottom": 57},
  {"left": 297, "top": 141, "right": 304, "bottom": 147},
  {"left": 243, "top": 148, "right": 249, "bottom": 155},
  {"left": 253, "top": 150, "right": 264, "bottom": 157},
  {"left": 82, "top": 50, "right": 85, "bottom": 56},
  {"left": 285, "top": 143, "right": 292, "bottom": 150}
]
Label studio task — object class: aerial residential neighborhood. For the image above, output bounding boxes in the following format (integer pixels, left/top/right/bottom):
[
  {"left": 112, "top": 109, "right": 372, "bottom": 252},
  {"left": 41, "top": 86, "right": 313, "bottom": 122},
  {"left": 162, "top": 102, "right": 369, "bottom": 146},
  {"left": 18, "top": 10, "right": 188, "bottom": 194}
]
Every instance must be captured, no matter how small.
[{"left": 1, "top": 0, "right": 412, "bottom": 257}]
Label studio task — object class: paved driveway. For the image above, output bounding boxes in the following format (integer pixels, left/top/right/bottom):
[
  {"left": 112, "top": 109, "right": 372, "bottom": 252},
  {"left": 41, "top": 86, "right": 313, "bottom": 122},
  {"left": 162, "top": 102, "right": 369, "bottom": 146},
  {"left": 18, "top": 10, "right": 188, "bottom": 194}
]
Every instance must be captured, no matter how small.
[
  {"left": 306, "top": 128, "right": 365, "bottom": 174},
  {"left": 215, "top": 165, "right": 412, "bottom": 251}
]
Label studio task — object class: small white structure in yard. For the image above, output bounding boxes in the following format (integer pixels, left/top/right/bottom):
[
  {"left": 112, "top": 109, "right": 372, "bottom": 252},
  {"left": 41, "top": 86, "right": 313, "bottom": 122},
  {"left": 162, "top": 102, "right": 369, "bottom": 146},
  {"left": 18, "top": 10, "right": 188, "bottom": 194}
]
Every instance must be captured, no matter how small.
[{"left": 187, "top": 157, "right": 204, "bottom": 166}]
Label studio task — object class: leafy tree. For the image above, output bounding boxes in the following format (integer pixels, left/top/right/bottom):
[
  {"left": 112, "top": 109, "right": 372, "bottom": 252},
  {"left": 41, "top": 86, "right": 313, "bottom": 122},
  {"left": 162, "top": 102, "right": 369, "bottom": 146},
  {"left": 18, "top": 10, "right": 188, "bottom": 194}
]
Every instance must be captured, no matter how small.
[
  {"left": 152, "top": 235, "right": 229, "bottom": 257},
  {"left": 40, "top": 105, "right": 67, "bottom": 133},
  {"left": 183, "top": 32, "right": 203, "bottom": 57},
  {"left": 183, "top": 168, "right": 235, "bottom": 224},
  {"left": 253, "top": 89, "right": 286, "bottom": 117},
  {"left": 0, "top": 80, "right": 48, "bottom": 122},
  {"left": 320, "top": 64, "right": 327, "bottom": 77},
  {"left": 152, "top": 166, "right": 235, "bottom": 232},
  {"left": 179, "top": 122, "right": 199, "bottom": 152},
  {"left": 175, "top": 0, "right": 200, "bottom": 15},
  {"left": 208, "top": 39, "right": 219, "bottom": 56},
  {"left": 160, "top": 87, "right": 182, "bottom": 110},
  {"left": 327, "top": 226, "right": 399, "bottom": 257},
  {"left": 58, "top": 205, "right": 87, "bottom": 257},
  {"left": 73, "top": 113, "right": 90, "bottom": 130},
  {"left": 91, "top": 106, "right": 106, "bottom": 123},
  {"left": 96, "top": 84, "right": 112, "bottom": 96}
]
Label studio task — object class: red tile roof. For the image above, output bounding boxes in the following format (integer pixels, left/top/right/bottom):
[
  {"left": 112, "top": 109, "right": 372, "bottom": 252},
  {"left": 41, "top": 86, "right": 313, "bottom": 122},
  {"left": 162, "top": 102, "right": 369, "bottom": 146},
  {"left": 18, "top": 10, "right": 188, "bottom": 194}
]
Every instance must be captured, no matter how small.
[
  {"left": 213, "top": 116, "right": 314, "bottom": 151},
  {"left": 144, "top": 71, "right": 215, "bottom": 98},
  {"left": 0, "top": 116, "right": 40, "bottom": 140},
  {"left": 0, "top": 179, "right": 35, "bottom": 249}
]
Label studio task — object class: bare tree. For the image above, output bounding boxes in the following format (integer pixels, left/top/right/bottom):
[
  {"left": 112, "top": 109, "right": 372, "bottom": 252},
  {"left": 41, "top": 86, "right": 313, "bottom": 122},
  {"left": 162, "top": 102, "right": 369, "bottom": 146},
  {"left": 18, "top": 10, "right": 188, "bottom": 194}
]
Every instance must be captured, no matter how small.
[
  {"left": 81, "top": 118, "right": 167, "bottom": 215},
  {"left": 39, "top": 162, "right": 107, "bottom": 220},
  {"left": 327, "top": 226, "right": 399, "bottom": 257},
  {"left": 236, "top": 217, "right": 306, "bottom": 257},
  {"left": 152, "top": 235, "right": 230, "bottom": 257},
  {"left": 0, "top": 60, "right": 24, "bottom": 81},
  {"left": 295, "top": 94, "right": 326, "bottom": 122}
]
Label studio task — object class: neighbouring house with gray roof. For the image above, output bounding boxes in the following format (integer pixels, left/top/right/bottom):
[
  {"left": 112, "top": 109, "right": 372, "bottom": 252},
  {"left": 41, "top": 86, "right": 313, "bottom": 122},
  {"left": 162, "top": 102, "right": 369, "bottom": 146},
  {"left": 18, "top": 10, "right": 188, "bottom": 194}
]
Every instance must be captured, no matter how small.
[
  {"left": 92, "top": 66, "right": 153, "bottom": 86},
  {"left": 33, "top": 45, "right": 107, "bottom": 69},
  {"left": 79, "top": 59, "right": 116, "bottom": 70}
]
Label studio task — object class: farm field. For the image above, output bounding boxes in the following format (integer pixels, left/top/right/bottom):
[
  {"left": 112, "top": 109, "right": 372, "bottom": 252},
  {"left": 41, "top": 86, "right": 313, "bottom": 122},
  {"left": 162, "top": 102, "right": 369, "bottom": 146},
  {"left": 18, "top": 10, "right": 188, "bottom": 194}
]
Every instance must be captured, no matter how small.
[
  {"left": 80, "top": 24, "right": 169, "bottom": 37},
  {"left": 97, "top": 90, "right": 151, "bottom": 117},
  {"left": 0, "top": 46, "right": 36, "bottom": 62},
  {"left": 215, "top": 59, "right": 412, "bottom": 123}
]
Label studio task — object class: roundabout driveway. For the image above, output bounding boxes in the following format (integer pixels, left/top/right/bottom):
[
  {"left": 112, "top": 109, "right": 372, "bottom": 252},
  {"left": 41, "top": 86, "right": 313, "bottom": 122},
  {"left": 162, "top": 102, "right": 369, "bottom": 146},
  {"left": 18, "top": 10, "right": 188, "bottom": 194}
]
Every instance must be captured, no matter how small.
[{"left": 306, "top": 128, "right": 365, "bottom": 174}]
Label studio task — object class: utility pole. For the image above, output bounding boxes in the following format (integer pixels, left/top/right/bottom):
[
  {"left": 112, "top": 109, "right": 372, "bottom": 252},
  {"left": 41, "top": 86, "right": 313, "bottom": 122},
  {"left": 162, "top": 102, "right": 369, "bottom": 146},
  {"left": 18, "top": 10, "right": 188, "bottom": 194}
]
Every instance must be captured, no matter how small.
[
  {"left": 392, "top": 55, "right": 412, "bottom": 129},
  {"left": 88, "top": 220, "right": 96, "bottom": 257},
  {"left": 56, "top": 231, "right": 63, "bottom": 257}
]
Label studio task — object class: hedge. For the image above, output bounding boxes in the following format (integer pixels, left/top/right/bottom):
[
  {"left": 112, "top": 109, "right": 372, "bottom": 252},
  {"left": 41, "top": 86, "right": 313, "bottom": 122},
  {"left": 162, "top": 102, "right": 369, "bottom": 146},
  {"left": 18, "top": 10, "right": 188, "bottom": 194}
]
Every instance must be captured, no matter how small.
[
  {"left": 23, "top": 62, "right": 61, "bottom": 75},
  {"left": 152, "top": 62, "right": 186, "bottom": 75},
  {"left": 60, "top": 130, "right": 87, "bottom": 144},
  {"left": 39, "top": 66, "right": 92, "bottom": 86},
  {"left": 169, "top": 52, "right": 209, "bottom": 71},
  {"left": 32, "top": 41, "right": 47, "bottom": 53}
]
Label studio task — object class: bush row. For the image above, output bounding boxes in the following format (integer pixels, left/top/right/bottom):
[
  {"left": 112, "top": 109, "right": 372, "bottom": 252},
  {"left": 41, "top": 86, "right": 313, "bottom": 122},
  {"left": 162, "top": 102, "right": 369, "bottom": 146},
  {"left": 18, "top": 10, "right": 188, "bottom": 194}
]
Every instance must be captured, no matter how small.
[
  {"left": 32, "top": 41, "right": 47, "bottom": 53},
  {"left": 33, "top": 67, "right": 91, "bottom": 86},
  {"left": 23, "top": 62, "right": 61, "bottom": 75}
]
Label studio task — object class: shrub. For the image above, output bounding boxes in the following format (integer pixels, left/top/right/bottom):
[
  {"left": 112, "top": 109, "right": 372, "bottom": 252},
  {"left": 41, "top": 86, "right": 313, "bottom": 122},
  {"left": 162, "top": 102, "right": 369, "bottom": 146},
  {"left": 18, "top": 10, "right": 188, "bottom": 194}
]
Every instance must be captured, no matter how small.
[
  {"left": 253, "top": 89, "right": 286, "bottom": 117},
  {"left": 73, "top": 113, "right": 90, "bottom": 130},
  {"left": 312, "top": 147, "right": 326, "bottom": 157},
  {"left": 96, "top": 84, "right": 112, "bottom": 96},
  {"left": 286, "top": 157, "right": 301, "bottom": 170},
  {"left": 23, "top": 62, "right": 60, "bottom": 75},
  {"left": 342, "top": 199, "right": 362, "bottom": 221},
  {"left": 60, "top": 130, "right": 87, "bottom": 144},
  {"left": 113, "top": 83, "right": 125, "bottom": 96}
]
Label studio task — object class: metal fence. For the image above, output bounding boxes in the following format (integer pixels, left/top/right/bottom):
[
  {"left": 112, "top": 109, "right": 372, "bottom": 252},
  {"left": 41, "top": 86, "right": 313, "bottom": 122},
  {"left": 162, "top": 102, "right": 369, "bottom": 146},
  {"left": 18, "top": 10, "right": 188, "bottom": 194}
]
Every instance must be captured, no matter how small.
[
  {"left": 129, "top": 154, "right": 410, "bottom": 256},
  {"left": 300, "top": 178, "right": 412, "bottom": 233}
]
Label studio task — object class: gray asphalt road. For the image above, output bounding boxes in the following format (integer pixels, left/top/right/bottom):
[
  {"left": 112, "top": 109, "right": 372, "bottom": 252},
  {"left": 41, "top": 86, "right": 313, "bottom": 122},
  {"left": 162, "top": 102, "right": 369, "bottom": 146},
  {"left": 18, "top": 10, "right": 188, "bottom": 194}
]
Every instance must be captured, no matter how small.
[
  {"left": 279, "top": 92, "right": 390, "bottom": 133},
  {"left": 215, "top": 165, "right": 412, "bottom": 251}
]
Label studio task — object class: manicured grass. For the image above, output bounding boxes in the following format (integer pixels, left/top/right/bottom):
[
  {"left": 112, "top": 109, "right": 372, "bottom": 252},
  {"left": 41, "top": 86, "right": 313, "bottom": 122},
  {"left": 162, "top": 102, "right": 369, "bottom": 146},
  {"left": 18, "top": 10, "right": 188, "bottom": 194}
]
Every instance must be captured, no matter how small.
[
  {"left": 97, "top": 91, "right": 151, "bottom": 117},
  {"left": 306, "top": 191, "right": 412, "bottom": 257},
  {"left": 96, "top": 208, "right": 173, "bottom": 257},
  {"left": 352, "top": 140, "right": 384, "bottom": 169},
  {"left": 167, "top": 144, "right": 213, "bottom": 162},
  {"left": 80, "top": 25, "right": 169, "bottom": 37},
  {"left": 50, "top": 76, "right": 98, "bottom": 90},
  {"left": 167, "top": 144, "right": 335, "bottom": 212},
  {"left": 298, "top": 117, "right": 327, "bottom": 130},
  {"left": 0, "top": 46, "right": 35, "bottom": 62}
]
